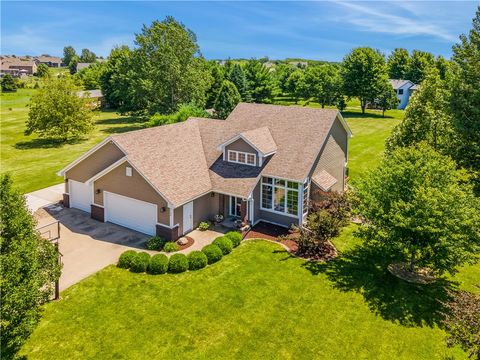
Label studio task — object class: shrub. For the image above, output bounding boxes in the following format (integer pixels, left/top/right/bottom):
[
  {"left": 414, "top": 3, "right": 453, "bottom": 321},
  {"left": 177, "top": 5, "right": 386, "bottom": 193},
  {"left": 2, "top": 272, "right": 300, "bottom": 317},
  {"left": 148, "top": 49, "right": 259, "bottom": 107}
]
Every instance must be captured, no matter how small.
[
  {"left": 117, "top": 250, "right": 137, "bottom": 269},
  {"left": 225, "top": 231, "right": 242, "bottom": 247},
  {"left": 202, "top": 244, "right": 223, "bottom": 264},
  {"left": 163, "top": 241, "right": 180, "bottom": 252},
  {"left": 168, "top": 253, "right": 188, "bottom": 273},
  {"left": 145, "top": 236, "right": 166, "bottom": 251},
  {"left": 213, "top": 236, "right": 233, "bottom": 255},
  {"left": 130, "top": 252, "right": 150, "bottom": 273},
  {"left": 147, "top": 254, "right": 169, "bottom": 275},
  {"left": 187, "top": 251, "right": 208, "bottom": 270},
  {"left": 198, "top": 221, "right": 210, "bottom": 231}
]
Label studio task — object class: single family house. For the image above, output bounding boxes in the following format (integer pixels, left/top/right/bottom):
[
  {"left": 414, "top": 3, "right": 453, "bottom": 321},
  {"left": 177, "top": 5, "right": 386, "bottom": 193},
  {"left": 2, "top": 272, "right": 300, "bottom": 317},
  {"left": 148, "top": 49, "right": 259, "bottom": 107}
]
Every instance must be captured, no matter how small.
[
  {"left": 388, "top": 79, "right": 419, "bottom": 109},
  {"left": 58, "top": 103, "right": 351, "bottom": 240},
  {"left": 76, "top": 89, "right": 105, "bottom": 109}
]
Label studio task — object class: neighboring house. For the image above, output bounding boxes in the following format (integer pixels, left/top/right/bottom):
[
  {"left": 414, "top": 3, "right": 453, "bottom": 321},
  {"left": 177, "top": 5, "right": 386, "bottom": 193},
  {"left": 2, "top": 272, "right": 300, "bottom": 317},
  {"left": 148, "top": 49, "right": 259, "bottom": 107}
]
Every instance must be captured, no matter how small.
[
  {"left": 35, "top": 55, "right": 64, "bottom": 67},
  {"left": 58, "top": 103, "right": 352, "bottom": 239},
  {"left": 0, "top": 59, "right": 37, "bottom": 76},
  {"left": 388, "top": 79, "right": 418, "bottom": 109},
  {"left": 76, "top": 62, "right": 92, "bottom": 72},
  {"left": 76, "top": 89, "right": 104, "bottom": 109}
]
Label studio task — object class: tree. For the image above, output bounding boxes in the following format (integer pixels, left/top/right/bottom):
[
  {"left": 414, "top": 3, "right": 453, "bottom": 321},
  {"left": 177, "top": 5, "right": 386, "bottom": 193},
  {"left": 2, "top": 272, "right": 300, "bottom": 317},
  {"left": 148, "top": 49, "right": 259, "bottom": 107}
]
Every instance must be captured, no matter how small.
[
  {"left": 213, "top": 80, "right": 241, "bottom": 119},
  {"left": 134, "top": 17, "right": 212, "bottom": 114},
  {"left": 62, "top": 45, "right": 76, "bottom": 66},
  {"left": 407, "top": 50, "right": 435, "bottom": 83},
  {"left": 228, "top": 63, "right": 249, "bottom": 101},
  {"left": 205, "top": 62, "right": 224, "bottom": 108},
  {"left": 304, "top": 64, "right": 341, "bottom": 108},
  {"left": 441, "top": 289, "right": 480, "bottom": 359},
  {"left": 25, "top": 77, "right": 93, "bottom": 141},
  {"left": 80, "top": 48, "right": 96, "bottom": 63},
  {"left": 244, "top": 59, "right": 274, "bottom": 103},
  {"left": 1, "top": 74, "right": 17, "bottom": 92},
  {"left": 76, "top": 62, "right": 105, "bottom": 90},
  {"left": 274, "top": 63, "right": 295, "bottom": 94},
  {"left": 341, "top": 47, "right": 387, "bottom": 113},
  {"left": 35, "top": 63, "right": 50, "bottom": 78},
  {"left": 0, "top": 175, "right": 61, "bottom": 358},
  {"left": 449, "top": 6, "right": 480, "bottom": 192},
  {"left": 69, "top": 55, "right": 79, "bottom": 75},
  {"left": 386, "top": 70, "right": 455, "bottom": 155},
  {"left": 285, "top": 69, "right": 306, "bottom": 103},
  {"left": 376, "top": 77, "right": 399, "bottom": 117},
  {"left": 355, "top": 144, "right": 480, "bottom": 275},
  {"left": 387, "top": 48, "right": 410, "bottom": 79},
  {"left": 148, "top": 103, "right": 210, "bottom": 127},
  {"left": 435, "top": 55, "right": 450, "bottom": 80}
]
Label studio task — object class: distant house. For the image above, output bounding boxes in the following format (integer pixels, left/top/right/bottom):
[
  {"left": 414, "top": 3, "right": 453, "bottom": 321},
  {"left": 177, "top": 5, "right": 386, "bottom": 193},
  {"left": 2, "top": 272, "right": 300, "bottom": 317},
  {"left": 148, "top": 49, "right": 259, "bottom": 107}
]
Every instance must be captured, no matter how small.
[
  {"left": 388, "top": 79, "right": 419, "bottom": 109},
  {"left": 0, "top": 58, "right": 37, "bottom": 76},
  {"left": 35, "top": 55, "right": 64, "bottom": 67},
  {"left": 76, "top": 63, "right": 92, "bottom": 72},
  {"left": 76, "top": 89, "right": 104, "bottom": 109}
]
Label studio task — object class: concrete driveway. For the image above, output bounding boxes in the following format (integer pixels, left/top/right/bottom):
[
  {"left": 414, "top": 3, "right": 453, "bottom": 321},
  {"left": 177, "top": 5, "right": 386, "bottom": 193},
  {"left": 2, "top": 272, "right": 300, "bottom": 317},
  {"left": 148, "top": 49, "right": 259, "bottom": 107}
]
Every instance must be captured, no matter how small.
[{"left": 36, "top": 206, "right": 150, "bottom": 291}]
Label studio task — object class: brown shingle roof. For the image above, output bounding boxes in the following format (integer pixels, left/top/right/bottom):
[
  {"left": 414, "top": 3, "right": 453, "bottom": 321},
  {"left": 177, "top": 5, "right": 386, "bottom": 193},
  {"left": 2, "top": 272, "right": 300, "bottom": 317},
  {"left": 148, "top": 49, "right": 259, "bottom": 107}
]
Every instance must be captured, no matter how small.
[
  {"left": 312, "top": 170, "right": 337, "bottom": 191},
  {"left": 105, "top": 103, "right": 344, "bottom": 206},
  {"left": 239, "top": 126, "right": 277, "bottom": 154}
]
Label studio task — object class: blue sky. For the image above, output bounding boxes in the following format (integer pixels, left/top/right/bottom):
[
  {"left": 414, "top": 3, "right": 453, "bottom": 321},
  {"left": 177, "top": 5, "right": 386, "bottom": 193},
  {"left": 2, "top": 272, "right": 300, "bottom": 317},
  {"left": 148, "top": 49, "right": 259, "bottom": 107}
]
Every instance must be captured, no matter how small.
[{"left": 1, "top": 1, "right": 477, "bottom": 61}]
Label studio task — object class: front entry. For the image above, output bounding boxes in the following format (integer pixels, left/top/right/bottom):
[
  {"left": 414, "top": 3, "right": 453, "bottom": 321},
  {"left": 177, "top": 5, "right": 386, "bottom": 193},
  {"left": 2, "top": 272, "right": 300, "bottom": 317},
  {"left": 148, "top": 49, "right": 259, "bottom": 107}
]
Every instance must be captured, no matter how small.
[
  {"left": 183, "top": 201, "right": 193, "bottom": 234},
  {"left": 229, "top": 196, "right": 242, "bottom": 218}
]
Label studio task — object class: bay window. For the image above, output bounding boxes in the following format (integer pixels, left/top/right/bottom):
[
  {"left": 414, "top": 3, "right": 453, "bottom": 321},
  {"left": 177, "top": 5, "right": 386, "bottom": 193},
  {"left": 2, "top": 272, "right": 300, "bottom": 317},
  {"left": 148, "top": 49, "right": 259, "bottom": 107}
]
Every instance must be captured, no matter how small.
[{"left": 261, "top": 176, "right": 300, "bottom": 216}]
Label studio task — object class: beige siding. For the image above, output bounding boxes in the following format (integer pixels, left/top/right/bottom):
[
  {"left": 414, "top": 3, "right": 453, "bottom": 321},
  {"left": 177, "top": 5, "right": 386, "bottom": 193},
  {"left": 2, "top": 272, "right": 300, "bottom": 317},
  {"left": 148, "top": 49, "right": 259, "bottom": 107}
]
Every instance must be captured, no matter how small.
[
  {"left": 93, "top": 162, "right": 169, "bottom": 224},
  {"left": 174, "top": 192, "right": 220, "bottom": 235},
  {"left": 65, "top": 141, "right": 125, "bottom": 182},
  {"left": 309, "top": 117, "right": 348, "bottom": 193},
  {"left": 174, "top": 206, "right": 183, "bottom": 235},
  {"left": 225, "top": 138, "right": 260, "bottom": 166}
]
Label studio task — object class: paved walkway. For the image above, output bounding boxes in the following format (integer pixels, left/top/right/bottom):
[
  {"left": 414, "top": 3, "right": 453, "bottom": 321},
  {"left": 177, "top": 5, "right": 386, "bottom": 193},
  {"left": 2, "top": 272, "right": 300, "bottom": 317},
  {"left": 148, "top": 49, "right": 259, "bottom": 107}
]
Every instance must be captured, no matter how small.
[{"left": 26, "top": 183, "right": 64, "bottom": 213}]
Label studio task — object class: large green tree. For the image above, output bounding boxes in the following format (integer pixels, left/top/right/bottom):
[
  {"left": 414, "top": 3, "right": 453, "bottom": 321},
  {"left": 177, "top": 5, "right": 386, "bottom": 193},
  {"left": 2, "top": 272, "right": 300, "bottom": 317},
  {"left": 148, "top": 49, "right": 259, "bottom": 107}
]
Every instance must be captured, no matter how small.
[
  {"left": 377, "top": 77, "right": 399, "bottom": 117},
  {"left": 76, "top": 62, "right": 105, "bottom": 90},
  {"left": 0, "top": 175, "right": 61, "bottom": 358},
  {"left": 304, "top": 64, "right": 341, "bottom": 108},
  {"left": 449, "top": 6, "right": 480, "bottom": 191},
  {"left": 244, "top": 59, "right": 274, "bottom": 103},
  {"left": 386, "top": 70, "right": 456, "bottom": 155},
  {"left": 35, "top": 63, "right": 50, "bottom": 78},
  {"left": 355, "top": 144, "right": 480, "bottom": 275},
  {"left": 1, "top": 74, "right": 17, "bottom": 92},
  {"left": 205, "top": 62, "right": 224, "bottom": 108},
  {"left": 25, "top": 76, "right": 93, "bottom": 141},
  {"left": 62, "top": 46, "right": 76, "bottom": 67},
  {"left": 387, "top": 48, "right": 410, "bottom": 79},
  {"left": 228, "top": 63, "right": 249, "bottom": 101},
  {"left": 134, "top": 17, "right": 212, "bottom": 114},
  {"left": 407, "top": 50, "right": 435, "bottom": 84},
  {"left": 285, "top": 69, "right": 306, "bottom": 103},
  {"left": 274, "top": 63, "right": 295, "bottom": 94},
  {"left": 213, "top": 80, "right": 241, "bottom": 119},
  {"left": 341, "top": 47, "right": 387, "bottom": 113},
  {"left": 80, "top": 48, "right": 97, "bottom": 63}
]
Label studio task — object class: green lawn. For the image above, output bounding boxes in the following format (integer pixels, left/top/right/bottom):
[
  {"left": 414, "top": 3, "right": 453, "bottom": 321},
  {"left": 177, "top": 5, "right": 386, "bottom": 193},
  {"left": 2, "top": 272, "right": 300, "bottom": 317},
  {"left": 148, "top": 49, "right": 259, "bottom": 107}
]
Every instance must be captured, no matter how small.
[
  {"left": 20, "top": 239, "right": 474, "bottom": 359},
  {"left": 1, "top": 89, "right": 144, "bottom": 193}
]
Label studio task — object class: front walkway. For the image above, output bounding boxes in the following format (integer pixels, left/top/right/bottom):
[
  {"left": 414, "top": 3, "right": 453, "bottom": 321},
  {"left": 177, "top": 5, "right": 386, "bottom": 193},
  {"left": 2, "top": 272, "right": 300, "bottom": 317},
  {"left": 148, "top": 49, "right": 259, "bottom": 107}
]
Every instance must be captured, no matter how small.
[{"left": 25, "top": 183, "right": 64, "bottom": 213}]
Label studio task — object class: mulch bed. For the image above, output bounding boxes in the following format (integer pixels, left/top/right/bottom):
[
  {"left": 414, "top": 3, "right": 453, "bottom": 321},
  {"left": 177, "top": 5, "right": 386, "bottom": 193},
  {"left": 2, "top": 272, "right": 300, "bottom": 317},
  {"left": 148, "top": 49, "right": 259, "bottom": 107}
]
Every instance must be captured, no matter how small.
[
  {"left": 176, "top": 236, "right": 194, "bottom": 251},
  {"left": 388, "top": 263, "right": 437, "bottom": 284}
]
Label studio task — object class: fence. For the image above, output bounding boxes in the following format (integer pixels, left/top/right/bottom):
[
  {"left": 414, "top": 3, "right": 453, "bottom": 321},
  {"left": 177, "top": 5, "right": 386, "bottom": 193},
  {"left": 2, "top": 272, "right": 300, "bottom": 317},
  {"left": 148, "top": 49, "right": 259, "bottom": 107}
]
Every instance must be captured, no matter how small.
[{"left": 36, "top": 220, "right": 61, "bottom": 300}]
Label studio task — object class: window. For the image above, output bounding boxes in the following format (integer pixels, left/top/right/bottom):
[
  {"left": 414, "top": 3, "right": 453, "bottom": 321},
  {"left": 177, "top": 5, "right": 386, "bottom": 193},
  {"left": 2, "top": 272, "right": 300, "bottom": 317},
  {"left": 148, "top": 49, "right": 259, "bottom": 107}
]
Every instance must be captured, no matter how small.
[
  {"left": 227, "top": 150, "right": 256, "bottom": 166},
  {"left": 126, "top": 166, "right": 132, "bottom": 177},
  {"left": 398, "top": 89, "right": 404, "bottom": 95},
  {"left": 261, "top": 176, "right": 300, "bottom": 216},
  {"left": 303, "top": 179, "right": 309, "bottom": 215}
]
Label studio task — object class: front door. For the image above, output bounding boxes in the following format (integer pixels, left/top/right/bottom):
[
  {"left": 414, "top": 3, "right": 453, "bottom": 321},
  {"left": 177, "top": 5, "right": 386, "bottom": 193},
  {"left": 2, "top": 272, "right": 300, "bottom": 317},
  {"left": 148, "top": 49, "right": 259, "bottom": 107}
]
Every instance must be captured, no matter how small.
[
  {"left": 183, "top": 201, "right": 193, "bottom": 234},
  {"left": 229, "top": 196, "right": 242, "bottom": 218}
]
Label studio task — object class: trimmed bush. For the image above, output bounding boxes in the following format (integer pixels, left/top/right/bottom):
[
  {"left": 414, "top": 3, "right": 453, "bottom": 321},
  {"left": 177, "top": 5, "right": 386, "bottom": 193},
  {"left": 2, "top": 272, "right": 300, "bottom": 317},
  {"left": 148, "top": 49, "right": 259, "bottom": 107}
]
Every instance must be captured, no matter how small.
[
  {"left": 117, "top": 250, "right": 137, "bottom": 269},
  {"left": 148, "top": 254, "right": 169, "bottom": 274},
  {"left": 130, "top": 252, "right": 151, "bottom": 273},
  {"left": 213, "top": 236, "right": 233, "bottom": 255},
  {"left": 163, "top": 241, "right": 180, "bottom": 252},
  {"left": 187, "top": 251, "right": 208, "bottom": 270},
  {"left": 145, "top": 236, "right": 166, "bottom": 250},
  {"left": 225, "top": 231, "right": 242, "bottom": 247},
  {"left": 198, "top": 221, "right": 210, "bottom": 231},
  {"left": 202, "top": 244, "right": 223, "bottom": 264},
  {"left": 168, "top": 254, "right": 189, "bottom": 273}
]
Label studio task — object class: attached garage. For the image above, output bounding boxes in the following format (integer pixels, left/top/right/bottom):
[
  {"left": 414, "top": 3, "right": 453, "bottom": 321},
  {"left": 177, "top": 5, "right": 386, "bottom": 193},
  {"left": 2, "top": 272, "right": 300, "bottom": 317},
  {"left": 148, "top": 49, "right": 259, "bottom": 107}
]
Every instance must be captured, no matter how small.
[
  {"left": 104, "top": 191, "right": 157, "bottom": 235},
  {"left": 69, "top": 180, "right": 93, "bottom": 213}
]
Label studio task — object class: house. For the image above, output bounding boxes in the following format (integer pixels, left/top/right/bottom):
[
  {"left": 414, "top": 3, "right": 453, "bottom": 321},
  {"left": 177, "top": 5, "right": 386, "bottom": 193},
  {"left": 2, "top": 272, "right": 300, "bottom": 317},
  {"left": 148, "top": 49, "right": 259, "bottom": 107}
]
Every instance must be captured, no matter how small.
[
  {"left": 0, "top": 58, "right": 37, "bottom": 75},
  {"left": 76, "top": 62, "right": 92, "bottom": 72},
  {"left": 58, "top": 103, "right": 351, "bottom": 240},
  {"left": 35, "top": 55, "right": 64, "bottom": 67},
  {"left": 388, "top": 79, "right": 419, "bottom": 109},
  {"left": 76, "top": 89, "right": 104, "bottom": 108}
]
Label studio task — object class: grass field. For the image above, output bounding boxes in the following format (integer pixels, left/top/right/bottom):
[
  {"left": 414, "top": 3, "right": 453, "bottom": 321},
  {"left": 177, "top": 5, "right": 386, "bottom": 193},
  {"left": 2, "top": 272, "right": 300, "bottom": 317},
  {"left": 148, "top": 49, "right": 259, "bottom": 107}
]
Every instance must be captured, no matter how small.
[
  {"left": 20, "top": 239, "right": 474, "bottom": 359},
  {"left": 1, "top": 89, "right": 144, "bottom": 193}
]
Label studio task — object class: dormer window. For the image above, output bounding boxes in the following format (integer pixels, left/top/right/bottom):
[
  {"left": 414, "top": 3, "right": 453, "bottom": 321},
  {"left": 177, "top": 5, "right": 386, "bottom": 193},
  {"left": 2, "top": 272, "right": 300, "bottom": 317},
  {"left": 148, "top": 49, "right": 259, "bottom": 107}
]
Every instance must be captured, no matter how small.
[{"left": 228, "top": 150, "right": 256, "bottom": 166}]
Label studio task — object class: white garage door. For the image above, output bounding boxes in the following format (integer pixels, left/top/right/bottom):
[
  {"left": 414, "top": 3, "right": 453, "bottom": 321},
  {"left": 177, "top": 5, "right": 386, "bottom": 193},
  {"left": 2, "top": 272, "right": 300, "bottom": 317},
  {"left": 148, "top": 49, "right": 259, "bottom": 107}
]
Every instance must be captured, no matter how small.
[
  {"left": 69, "top": 180, "right": 92, "bottom": 213},
  {"left": 104, "top": 192, "right": 157, "bottom": 235}
]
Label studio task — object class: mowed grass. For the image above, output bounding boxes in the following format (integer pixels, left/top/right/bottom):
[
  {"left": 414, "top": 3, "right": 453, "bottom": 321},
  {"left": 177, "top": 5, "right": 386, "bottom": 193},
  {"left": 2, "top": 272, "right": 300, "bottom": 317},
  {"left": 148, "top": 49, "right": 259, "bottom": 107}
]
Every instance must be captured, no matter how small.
[
  {"left": 20, "top": 240, "right": 472, "bottom": 360},
  {"left": 0, "top": 89, "right": 144, "bottom": 193}
]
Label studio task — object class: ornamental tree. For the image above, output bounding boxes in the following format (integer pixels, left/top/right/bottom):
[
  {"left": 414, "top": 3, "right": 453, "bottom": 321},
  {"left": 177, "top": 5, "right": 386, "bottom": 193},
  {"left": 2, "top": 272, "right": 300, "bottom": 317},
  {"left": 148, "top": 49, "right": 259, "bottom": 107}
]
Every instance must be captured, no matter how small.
[
  {"left": 25, "top": 76, "right": 93, "bottom": 141},
  {"left": 0, "top": 175, "right": 61, "bottom": 358},
  {"left": 354, "top": 144, "right": 480, "bottom": 275}
]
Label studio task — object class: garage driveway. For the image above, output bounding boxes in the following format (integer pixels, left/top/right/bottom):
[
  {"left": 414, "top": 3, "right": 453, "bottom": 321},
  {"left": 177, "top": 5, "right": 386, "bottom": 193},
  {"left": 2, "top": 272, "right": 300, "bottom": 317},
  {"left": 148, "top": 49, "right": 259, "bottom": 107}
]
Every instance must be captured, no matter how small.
[{"left": 36, "top": 206, "right": 151, "bottom": 291}]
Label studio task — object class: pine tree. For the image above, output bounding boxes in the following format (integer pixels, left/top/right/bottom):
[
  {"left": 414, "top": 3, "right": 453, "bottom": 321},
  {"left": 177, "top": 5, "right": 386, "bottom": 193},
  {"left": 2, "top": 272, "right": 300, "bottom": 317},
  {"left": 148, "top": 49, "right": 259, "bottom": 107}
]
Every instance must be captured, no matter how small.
[{"left": 213, "top": 80, "right": 241, "bottom": 119}]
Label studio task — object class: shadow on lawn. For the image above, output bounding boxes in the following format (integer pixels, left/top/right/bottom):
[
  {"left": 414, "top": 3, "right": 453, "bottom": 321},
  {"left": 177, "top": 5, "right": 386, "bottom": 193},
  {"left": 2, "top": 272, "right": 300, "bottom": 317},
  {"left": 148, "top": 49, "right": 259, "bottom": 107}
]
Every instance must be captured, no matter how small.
[
  {"left": 15, "top": 137, "right": 82, "bottom": 150},
  {"left": 340, "top": 111, "right": 394, "bottom": 119},
  {"left": 303, "top": 243, "right": 456, "bottom": 327},
  {"left": 96, "top": 114, "right": 146, "bottom": 134}
]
